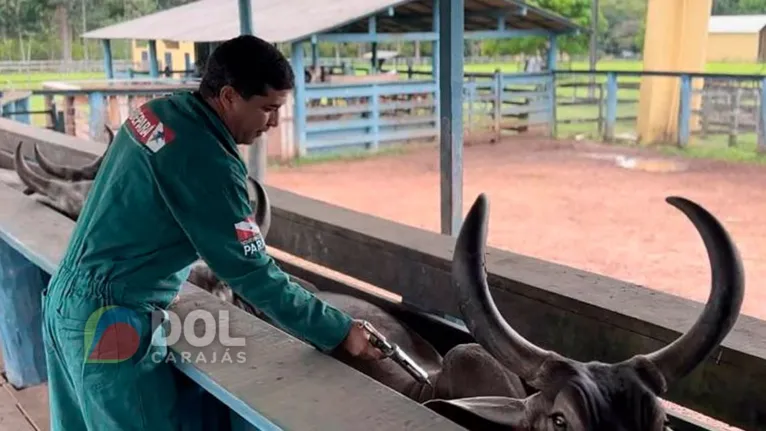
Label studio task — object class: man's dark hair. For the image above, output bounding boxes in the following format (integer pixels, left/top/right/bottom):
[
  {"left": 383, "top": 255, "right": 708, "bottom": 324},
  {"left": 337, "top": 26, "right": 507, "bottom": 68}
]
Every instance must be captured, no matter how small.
[{"left": 199, "top": 35, "right": 294, "bottom": 100}]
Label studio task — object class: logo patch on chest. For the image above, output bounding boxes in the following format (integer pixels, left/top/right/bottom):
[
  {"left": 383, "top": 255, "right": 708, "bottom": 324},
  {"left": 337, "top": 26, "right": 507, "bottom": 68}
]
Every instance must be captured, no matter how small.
[
  {"left": 126, "top": 105, "right": 176, "bottom": 153},
  {"left": 234, "top": 216, "right": 266, "bottom": 256}
]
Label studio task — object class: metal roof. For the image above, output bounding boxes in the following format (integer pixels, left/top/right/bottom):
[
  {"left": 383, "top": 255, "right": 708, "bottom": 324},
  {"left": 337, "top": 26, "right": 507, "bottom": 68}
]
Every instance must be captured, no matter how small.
[
  {"left": 709, "top": 15, "right": 766, "bottom": 34},
  {"left": 82, "top": 0, "right": 584, "bottom": 43}
]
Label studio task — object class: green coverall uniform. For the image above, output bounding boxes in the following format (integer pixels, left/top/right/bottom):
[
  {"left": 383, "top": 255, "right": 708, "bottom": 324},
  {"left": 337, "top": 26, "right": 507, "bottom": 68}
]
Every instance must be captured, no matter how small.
[{"left": 41, "top": 91, "right": 354, "bottom": 430}]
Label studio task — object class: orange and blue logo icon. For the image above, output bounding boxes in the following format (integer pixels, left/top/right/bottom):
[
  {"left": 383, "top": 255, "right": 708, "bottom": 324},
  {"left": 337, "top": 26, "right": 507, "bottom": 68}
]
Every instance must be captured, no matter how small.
[{"left": 83, "top": 306, "right": 142, "bottom": 363}]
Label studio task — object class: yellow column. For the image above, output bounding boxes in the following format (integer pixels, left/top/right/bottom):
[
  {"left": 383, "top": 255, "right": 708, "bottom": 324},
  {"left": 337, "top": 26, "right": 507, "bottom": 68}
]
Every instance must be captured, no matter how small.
[{"left": 637, "top": 0, "right": 712, "bottom": 145}]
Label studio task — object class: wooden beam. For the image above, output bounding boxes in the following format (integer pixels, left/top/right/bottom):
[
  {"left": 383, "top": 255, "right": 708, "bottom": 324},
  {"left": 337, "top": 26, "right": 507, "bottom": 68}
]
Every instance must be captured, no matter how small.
[{"left": 0, "top": 180, "right": 465, "bottom": 430}]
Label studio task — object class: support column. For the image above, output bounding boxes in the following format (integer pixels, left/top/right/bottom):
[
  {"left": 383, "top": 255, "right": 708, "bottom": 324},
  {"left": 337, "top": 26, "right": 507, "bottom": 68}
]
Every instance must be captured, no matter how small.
[
  {"left": 237, "top": 0, "right": 268, "bottom": 182},
  {"left": 0, "top": 240, "right": 49, "bottom": 388},
  {"left": 547, "top": 34, "right": 558, "bottom": 137},
  {"left": 311, "top": 41, "right": 318, "bottom": 69},
  {"left": 238, "top": 0, "right": 253, "bottom": 35},
  {"left": 102, "top": 39, "right": 114, "bottom": 80},
  {"left": 371, "top": 42, "right": 378, "bottom": 72},
  {"left": 637, "top": 0, "right": 712, "bottom": 145},
  {"left": 547, "top": 35, "right": 557, "bottom": 71},
  {"left": 148, "top": 40, "right": 159, "bottom": 78},
  {"left": 438, "top": 0, "right": 464, "bottom": 237},
  {"left": 291, "top": 42, "right": 307, "bottom": 156},
  {"left": 432, "top": 0, "right": 440, "bottom": 124}
]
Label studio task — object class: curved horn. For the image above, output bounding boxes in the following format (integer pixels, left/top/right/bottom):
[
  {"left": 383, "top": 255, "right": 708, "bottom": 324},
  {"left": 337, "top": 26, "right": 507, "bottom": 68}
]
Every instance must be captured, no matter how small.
[
  {"left": 639, "top": 197, "right": 744, "bottom": 386},
  {"left": 104, "top": 124, "right": 115, "bottom": 145},
  {"left": 452, "top": 194, "right": 553, "bottom": 384},
  {"left": 34, "top": 143, "right": 103, "bottom": 181},
  {"left": 14, "top": 142, "right": 77, "bottom": 200},
  {"left": 248, "top": 176, "right": 271, "bottom": 238}
]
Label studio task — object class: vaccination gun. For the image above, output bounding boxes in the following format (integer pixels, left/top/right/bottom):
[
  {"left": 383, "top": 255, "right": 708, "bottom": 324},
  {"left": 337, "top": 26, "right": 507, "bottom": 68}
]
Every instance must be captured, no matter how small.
[{"left": 361, "top": 320, "right": 432, "bottom": 386}]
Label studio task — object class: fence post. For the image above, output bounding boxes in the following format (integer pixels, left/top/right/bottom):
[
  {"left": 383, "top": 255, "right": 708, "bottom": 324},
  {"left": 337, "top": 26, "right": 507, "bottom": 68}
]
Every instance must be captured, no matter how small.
[
  {"left": 604, "top": 72, "right": 618, "bottom": 142},
  {"left": 548, "top": 72, "right": 557, "bottom": 138},
  {"left": 493, "top": 69, "right": 502, "bottom": 140},
  {"left": 0, "top": 239, "right": 49, "bottom": 389},
  {"left": 729, "top": 87, "right": 741, "bottom": 147},
  {"left": 370, "top": 84, "right": 380, "bottom": 151},
  {"left": 759, "top": 78, "right": 766, "bottom": 153},
  {"left": 677, "top": 74, "right": 692, "bottom": 148},
  {"left": 88, "top": 91, "right": 105, "bottom": 142},
  {"left": 14, "top": 97, "right": 31, "bottom": 125}
]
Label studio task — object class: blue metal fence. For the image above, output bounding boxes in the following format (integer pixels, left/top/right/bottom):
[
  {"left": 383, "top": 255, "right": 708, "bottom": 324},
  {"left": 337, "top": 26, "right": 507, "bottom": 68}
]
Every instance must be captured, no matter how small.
[{"left": 5, "top": 70, "right": 766, "bottom": 157}]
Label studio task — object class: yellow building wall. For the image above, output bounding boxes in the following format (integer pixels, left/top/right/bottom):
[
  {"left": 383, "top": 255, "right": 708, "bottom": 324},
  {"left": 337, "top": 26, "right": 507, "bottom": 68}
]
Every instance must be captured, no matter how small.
[
  {"left": 706, "top": 33, "right": 760, "bottom": 62},
  {"left": 131, "top": 40, "right": 196, "bottom": 72},
  {"left": 637, "top": 0, "right": 712, "bottom": 146}
]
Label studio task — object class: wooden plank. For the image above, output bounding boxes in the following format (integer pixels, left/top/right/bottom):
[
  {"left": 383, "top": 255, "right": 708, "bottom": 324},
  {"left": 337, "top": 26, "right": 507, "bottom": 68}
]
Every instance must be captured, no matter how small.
[
  {"left": 170, "top": 285, "right": 459, "bottom": 431},
  {"left": 0, "top": 184, "right": 71, "bottom": 274},
  {"left": 262, "top": 186, "right": 766, "bottom": 431},
  {"left": 0, "top": 182, "right": 464, "bottom": 430},
  {"left": 3, "top": 383, "right": 48, "bottom": 431},
  {"left": 0, "top": 117, "right": 106, "bottom": 168},
  {"left": 0, "top": 382, "right": 36, "bottom": 431}
]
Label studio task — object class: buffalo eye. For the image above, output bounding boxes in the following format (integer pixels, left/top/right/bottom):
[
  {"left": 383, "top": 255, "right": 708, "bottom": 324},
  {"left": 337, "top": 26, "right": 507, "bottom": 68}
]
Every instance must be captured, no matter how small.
[{"left": 551, "top": 413, "right": 567, "bottom": 430}]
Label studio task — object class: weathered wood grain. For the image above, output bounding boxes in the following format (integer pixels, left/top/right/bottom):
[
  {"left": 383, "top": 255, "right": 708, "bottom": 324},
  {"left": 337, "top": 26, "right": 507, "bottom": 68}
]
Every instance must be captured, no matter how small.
[
  {"left": 0, "top": 182, "right": 465, "bottom": 430},
  {"left": 170, "top": 285, "right": 460, "bottom": 431}
]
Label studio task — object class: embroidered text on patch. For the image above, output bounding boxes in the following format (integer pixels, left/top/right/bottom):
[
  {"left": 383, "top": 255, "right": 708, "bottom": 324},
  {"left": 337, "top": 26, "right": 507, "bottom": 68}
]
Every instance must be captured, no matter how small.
[
  {"left": 126, "top": 105, "right": 176, "bottom": 153},
  {"left": 234, "top": 217, "right": 266, "bottom": 256}
]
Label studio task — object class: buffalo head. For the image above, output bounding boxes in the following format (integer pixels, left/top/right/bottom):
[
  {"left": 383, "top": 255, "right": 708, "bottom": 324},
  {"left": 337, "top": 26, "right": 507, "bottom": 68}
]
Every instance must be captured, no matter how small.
[{"left": 424, "top": 194, "right": 744, "bottom": 431}]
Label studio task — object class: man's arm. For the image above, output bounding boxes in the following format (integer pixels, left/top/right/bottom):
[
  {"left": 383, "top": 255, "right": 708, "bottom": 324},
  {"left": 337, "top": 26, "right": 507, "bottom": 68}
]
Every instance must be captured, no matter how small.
[{"left": 150, "top": 140, "right": 353, "bottom": 353}]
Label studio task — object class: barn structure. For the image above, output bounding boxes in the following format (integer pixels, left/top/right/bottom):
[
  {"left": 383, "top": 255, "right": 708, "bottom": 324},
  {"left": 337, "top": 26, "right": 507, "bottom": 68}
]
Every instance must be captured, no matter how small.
[
  {"left": 79, "top": 0, "right": 583, "bottom": 187},
  {"left": 707, "top": 14, "right": 766, "bottom": 63}
]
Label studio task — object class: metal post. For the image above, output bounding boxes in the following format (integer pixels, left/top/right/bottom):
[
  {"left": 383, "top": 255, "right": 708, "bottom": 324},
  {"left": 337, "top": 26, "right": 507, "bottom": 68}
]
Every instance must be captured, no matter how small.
[
  {"left": 148, "top": 40, "right": 159, "bottom": 78},
  {"left": 432, "top": 1, "right": 440, "bottom": 123},
  {"left": 438, "top": 0, "right": 464, "bottom": 236},
  {"left": 604, "top": 72, "right": 617, "bottom": 142},
  {"left": 237, "top": 0, "right": 268, "bottom": 182},
  {"left": 588, "top": 0, "right": 599, "bottom": 99},
  {"left": 291, "top": 42, "right": 307, "bottom": 157},
  {"left": 101, "top": 39, "right": 114, "bottom": 80},
  {"left": 238, "top": 0, "right": 253, "bottom": 35},
  {"left": 677, "top": 74, "right": 692, "bottom": 147}
]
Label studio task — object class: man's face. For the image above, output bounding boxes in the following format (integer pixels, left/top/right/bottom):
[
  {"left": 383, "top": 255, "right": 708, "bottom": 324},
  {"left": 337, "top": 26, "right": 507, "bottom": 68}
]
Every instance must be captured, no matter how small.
[{"left": 219, "top": 85, "right": 289, "bottom": 144}]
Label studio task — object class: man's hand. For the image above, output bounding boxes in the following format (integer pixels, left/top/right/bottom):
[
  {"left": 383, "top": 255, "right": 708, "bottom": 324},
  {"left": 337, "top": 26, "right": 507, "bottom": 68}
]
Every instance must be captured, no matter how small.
[{"left": 341, "top": 320, "right": 385, "bottom": 360}]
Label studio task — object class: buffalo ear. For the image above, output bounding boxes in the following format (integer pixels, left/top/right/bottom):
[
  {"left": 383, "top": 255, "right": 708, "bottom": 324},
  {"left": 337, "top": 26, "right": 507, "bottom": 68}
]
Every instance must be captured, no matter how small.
[{"left": 424, "top": 396, "right": 526, "bottom": 430}]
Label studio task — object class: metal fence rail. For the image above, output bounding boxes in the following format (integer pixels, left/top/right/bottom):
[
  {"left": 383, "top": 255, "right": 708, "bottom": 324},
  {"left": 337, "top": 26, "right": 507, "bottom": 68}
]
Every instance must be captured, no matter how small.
[{"left": 3, "top": 69, "right": 766, "bottom": 158}]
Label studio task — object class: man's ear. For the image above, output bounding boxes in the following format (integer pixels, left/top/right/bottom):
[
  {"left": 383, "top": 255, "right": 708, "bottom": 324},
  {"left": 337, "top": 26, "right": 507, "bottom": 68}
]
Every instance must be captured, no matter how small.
[{"left": 219, "top": 86, "right": 239, "bottom": 107}]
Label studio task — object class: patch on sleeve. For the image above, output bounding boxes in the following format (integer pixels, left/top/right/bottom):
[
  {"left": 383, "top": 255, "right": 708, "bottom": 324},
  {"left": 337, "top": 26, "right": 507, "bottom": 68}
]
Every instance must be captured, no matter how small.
[
  {"left": 234, "top": 217, "right": 266, "bottom": 256},
  {"left": 126, "top": 105, "right": 176, "bottom": 153}
]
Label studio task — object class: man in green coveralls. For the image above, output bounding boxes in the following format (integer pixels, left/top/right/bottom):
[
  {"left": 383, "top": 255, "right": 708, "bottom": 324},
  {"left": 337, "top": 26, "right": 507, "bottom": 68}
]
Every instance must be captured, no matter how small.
[{"left": 41, "top": 35, "right": 383, "bottom": 430}]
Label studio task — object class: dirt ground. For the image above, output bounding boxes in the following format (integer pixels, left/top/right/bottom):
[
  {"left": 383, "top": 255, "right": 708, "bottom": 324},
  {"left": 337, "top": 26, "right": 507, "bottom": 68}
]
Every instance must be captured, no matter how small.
[{"left": 266, "top": 136, "right": 766, "bottom": 323}]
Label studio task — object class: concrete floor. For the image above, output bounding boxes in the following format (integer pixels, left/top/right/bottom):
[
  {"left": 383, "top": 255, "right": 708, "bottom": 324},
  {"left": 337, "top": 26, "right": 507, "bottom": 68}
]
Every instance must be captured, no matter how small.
[{"left": 0, "top": 346, "right": 49, "bottom": 431}]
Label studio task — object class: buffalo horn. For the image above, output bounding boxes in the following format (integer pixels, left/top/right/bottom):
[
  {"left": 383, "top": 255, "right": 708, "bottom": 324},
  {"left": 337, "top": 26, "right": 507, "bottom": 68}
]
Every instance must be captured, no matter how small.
[
  {"left": 639, "top": 197, "right": 744, "bottom": 387},
  {"left": 14, "top": 142, "right": 78, "bottom": 201},
  {"left": 248, "top": 176, "right": 271, "bottom": 239},
  {"left": 32, "top": 125, "right": 114, "bottom": 181},
  {"left": 452, "top": 194, "right": 553, "bottom": 384}
]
